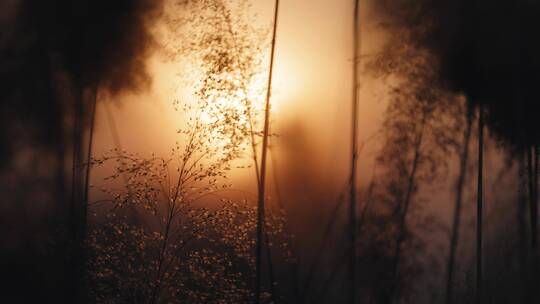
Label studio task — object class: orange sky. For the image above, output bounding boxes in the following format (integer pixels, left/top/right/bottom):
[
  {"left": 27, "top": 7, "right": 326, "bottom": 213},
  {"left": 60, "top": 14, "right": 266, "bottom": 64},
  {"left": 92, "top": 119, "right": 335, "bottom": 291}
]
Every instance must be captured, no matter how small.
[
  {"left": 89, "top": 0, "right": 516, "bottom": 272},
  {"left": 91, "top": 0, "right": 388, "bottom": 196}
]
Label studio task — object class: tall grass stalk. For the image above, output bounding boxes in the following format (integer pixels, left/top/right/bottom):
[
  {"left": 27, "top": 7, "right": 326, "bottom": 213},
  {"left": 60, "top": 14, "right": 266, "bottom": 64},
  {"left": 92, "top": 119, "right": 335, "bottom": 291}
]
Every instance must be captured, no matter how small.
[
  {"left": 301, "top": 183, "right": 348, "bottom": 303},
  {"left": 476, "top": 106, "right": 484, "bottom": 304},
  {"left": 269, "top": 144, "right": 301, "bottom": 302},
  {"left": 349, "top": 0, "right": 361, "bottom": 302},
  {"left": 445, "top": 108, "right": 472, "bottom": 304},
  {"left": 311, "top": 172, "right": 375, "bottom": 304},
  {"left": 70, "top": 84, "right": 98, "bottom": 303},
  {"left": 256, "top": 0, "right": 280, "bottom": 303},
  {"left": 389, "top": 115, "right": 426, "bottom": 304}
]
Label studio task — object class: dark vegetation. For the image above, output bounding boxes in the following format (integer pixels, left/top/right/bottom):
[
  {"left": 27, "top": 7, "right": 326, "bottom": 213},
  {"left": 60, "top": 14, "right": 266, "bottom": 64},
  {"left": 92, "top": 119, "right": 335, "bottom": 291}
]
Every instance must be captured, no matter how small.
[{"left": 0, "top": 0, "right": 163, "bottom": 302}]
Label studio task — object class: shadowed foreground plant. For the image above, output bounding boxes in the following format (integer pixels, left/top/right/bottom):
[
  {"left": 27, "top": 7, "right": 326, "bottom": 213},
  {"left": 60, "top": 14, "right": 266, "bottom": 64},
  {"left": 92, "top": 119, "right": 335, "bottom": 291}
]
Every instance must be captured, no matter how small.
[
  {"left": 86, "top": 2, "right": 293, "bottom": 302},
  {"left": 87, "top": 104, "right": 289, "bottom": 303},
  {"left": 365, "top": 46, "right": 466, "bottom": 303},
  {"left": 164, "top": 1, "right": 295, "bottom": 302}
]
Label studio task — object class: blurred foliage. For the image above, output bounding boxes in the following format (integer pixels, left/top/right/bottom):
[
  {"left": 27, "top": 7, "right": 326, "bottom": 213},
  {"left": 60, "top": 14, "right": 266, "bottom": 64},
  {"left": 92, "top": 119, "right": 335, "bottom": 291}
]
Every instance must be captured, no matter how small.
[
  {"left": 87, "top": 1, "right": 291, "bottom": 303},
  {"left": 360, "top": 32, "right": 467, "bottom": 303}
]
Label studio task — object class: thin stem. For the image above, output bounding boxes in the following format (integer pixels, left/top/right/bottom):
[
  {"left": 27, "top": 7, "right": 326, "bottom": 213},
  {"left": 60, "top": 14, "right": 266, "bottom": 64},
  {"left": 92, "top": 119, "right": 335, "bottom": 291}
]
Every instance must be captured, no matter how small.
[
  {"left": 312, "top": 249, "right": 349, "bottom": 304},
  {"left": 530, "top": 144, "right": 538, "bottom": 250},
  {"left": 301, "top": 183, "right": 348, "bottom": 302},
  {"left": 247, "top": 99, "right": 261, "bottom": 185},
  {"left": 390, "top": 114, "right": 426, "bottom": 303},
  {"left": 149, "top": 204, "right": 176, "bottom": 304},
  {"left": 349, "top": 0, "right": 361, "bottom": 302},
  {"left": 256, "top": 1, "right": 280, "bottom": 303},
  {"left": 83, "top": 86, "right": 98, "bottom": 222},
  {"left": 269, "top": 145, "right": 301, "bottom": 303},
  {"left": 445, "top": 108, "right": 472, "bottom": 304},
  {"left": 308, "top": 173, "right": 375, "bottom": 304},
  {"left": 476, "top": 106, "right": 484, "bottom": 304}
]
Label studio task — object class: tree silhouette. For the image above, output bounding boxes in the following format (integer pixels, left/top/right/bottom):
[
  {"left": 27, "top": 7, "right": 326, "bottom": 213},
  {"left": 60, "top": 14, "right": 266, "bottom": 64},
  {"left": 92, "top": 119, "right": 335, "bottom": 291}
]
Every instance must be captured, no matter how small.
[
  {"left": 0, "top": 1, "right": 163, "bottom": 301},
  {"left": 367, "top": 45, "right": 465, "bottom": 303}
]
